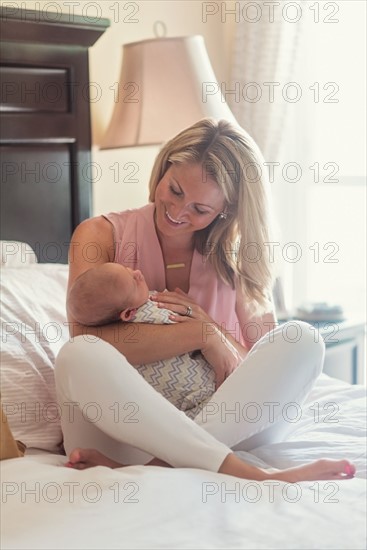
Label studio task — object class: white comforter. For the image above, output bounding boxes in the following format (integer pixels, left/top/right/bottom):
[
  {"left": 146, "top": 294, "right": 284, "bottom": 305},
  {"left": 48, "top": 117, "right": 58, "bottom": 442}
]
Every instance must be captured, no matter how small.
[{"left": 2, "top": 375, "right": 366, "bottom": 550}]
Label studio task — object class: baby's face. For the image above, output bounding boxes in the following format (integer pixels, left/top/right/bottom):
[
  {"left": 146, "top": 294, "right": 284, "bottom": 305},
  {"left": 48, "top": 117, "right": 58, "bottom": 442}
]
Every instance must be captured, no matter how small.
[{"left": 120, "top": 267, "right": 150, "bottom": 309}]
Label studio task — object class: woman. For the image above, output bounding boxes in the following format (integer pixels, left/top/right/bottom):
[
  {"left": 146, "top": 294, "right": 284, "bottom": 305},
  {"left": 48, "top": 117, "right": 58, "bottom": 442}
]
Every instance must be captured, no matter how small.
[{"left": 55, "top": 118, "right": 355, "bottom": 482}]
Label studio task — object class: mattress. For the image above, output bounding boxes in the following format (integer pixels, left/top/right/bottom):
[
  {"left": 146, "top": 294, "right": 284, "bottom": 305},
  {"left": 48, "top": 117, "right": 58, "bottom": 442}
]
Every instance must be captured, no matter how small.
[{"left": 1, "top": 374, "right": 366, "bottom": 550}]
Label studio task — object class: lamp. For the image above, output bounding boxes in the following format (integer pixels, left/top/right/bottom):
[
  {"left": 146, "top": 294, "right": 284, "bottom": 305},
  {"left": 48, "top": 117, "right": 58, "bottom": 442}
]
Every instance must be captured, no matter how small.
[{"left": 100, "top": 33, "right": 236, "bottom": 148}]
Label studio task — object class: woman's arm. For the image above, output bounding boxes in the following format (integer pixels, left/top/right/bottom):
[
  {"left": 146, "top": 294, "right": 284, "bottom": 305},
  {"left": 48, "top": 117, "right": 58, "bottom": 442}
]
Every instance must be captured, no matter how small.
[
  {"left": 69, "top": 316, "right": 216, "bottom": 365},
  {"left": 151, "top": 289, "right": 249, "bottom": 362},
  {"left": 67, "top": 218, "right": 237, "bottom": 370},
  {"left": 235, "top": 286, "right": 278, "bottom": 350}
]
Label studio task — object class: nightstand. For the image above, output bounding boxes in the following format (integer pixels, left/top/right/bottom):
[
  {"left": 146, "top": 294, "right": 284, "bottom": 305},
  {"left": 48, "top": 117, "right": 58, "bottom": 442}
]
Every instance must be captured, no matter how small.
[
  {"left": 279, "top": 319, "right": 366, "bottom": 385},
  {"left": 315, "top": 320, "right": 366, "bottom": 385}
]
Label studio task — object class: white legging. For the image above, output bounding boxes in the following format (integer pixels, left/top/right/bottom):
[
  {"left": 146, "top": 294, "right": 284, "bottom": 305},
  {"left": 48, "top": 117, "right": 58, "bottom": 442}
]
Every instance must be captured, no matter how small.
[{"left": 55, "top": 321, "right": 324, "bottom": 472}]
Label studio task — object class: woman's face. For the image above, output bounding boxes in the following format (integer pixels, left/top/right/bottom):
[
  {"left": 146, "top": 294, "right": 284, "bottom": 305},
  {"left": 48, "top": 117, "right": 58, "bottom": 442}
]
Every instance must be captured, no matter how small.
[{"left": 154, "top": 163, "right": 225, "bottom": 239}]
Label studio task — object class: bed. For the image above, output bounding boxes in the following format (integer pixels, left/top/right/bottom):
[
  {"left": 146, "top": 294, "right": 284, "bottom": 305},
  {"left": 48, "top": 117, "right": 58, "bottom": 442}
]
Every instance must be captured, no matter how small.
[
  {"left": 1, "top": 256, "right": 366, "bottom": 549},
  {"left": 1, "top": 6, "right": 366, "bottom": 550}
]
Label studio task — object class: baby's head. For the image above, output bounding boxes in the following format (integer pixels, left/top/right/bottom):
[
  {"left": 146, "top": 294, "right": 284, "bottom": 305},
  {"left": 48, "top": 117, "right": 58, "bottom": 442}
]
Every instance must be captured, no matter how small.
[
  {"left": 69, "top": 263, "right": 149, "bottom": 326},
  {"left": 112, "top": 264, "right": 150, "bottom": 321}
]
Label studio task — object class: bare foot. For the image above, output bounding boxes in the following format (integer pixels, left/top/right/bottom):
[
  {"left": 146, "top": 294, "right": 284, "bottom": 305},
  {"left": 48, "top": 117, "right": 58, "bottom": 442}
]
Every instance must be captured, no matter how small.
[
  {"left": 219, "top": 454, "right": 356, "bottom": 483},
  {"left": 65, "top": 448, "right": 125, "bottom": 470},
  {"left": 272, "top": 459, "right": 357, "bottom": 483},
  {"left": 65, "top": 448, "right": 171, "bottom": 470}
]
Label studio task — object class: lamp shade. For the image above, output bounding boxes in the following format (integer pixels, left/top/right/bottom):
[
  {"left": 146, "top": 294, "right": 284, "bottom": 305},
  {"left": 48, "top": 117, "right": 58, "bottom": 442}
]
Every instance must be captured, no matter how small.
[{"left": 100, "top": 35, "right": 236, "bottom": 148}]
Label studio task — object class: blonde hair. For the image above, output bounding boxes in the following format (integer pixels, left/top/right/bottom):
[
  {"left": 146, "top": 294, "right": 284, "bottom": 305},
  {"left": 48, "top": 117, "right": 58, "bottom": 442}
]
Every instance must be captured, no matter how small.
[{"left": 149, "top": 118, "right": 278, "bottom": 316}]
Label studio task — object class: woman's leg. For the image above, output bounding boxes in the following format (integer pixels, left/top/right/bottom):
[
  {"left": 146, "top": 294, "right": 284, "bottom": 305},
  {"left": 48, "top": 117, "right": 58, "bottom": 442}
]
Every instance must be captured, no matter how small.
[
  {"left": 55, "top": 335, "right": 231, "bottom": 472},
  {"left": 55, "top": 330, "right": 355, "bottom": 481},
  {"left": 194, "top": 321, "right": 325, "bottom": 451}
]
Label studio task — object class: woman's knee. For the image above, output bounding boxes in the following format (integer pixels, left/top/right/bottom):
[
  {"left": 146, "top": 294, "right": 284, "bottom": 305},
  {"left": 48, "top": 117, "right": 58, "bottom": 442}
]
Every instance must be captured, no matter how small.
[
  {"left": 55, "top": 336, "right": 135, "bottom": 401},
  {"left": 55, "top": 335, "right": 88, "bottom": 378},
  {"left": 280, "top": 320, "right": 325, "bottom": 372},
  {"left": 56, "top": 335, "right": 119, "bottom": 371},
  {"left": 55, "top": 336, "right": 116, "bottom": 395},
  {"left": 55, "top": 336, "right": 85, "bottom": 397}
]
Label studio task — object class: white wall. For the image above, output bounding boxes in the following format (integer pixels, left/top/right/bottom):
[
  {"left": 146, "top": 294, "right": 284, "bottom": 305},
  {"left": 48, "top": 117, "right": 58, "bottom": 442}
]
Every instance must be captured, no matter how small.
[{"left": 1, "top": 0, "right": 234, "bottom": 215}]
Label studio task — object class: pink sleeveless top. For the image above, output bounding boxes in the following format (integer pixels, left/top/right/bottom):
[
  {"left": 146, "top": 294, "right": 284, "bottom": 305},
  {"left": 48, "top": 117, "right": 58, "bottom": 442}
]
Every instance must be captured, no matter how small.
[{"left": 103, "top": 203, "right": 242, "bottom": 342}]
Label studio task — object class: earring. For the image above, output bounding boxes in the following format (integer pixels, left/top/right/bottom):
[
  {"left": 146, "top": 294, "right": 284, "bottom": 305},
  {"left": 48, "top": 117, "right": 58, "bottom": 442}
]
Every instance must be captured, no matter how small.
[{"left": 219, "top": 212, "right": 227, "bottom": 220}]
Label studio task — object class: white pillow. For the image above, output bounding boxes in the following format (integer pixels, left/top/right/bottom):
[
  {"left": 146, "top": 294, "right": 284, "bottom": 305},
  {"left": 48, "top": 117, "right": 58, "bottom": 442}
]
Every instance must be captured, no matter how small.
[
  {"left": 1, "top": 263, "right": 69, "bottom": 453},
  {"left": 0, "top": 241, "right": 38, "bottom": 267}
]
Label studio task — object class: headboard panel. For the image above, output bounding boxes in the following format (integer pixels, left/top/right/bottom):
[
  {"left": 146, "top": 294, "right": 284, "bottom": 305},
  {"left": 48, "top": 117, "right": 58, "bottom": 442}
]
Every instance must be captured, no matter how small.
[{"left": 0, "top": 7, "right": 110, "bottom": 262}]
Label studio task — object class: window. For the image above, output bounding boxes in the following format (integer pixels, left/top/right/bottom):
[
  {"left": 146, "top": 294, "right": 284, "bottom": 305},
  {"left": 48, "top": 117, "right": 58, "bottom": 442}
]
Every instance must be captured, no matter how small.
[{"left": 276, "top": 1, "right": 366, "bottom": 320}]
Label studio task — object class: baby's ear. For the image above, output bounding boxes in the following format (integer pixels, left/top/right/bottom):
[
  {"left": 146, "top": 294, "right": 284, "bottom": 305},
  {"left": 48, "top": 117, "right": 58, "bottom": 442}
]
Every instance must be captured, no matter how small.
[{"left": 120, "top": 308, "right": 136, "bottom": 322}]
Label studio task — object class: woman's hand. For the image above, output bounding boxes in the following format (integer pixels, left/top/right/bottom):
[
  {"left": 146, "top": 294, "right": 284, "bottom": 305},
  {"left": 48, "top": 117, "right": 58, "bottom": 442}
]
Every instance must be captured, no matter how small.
[
  {"left": 151, "top": 288, "right": 213, "bottom": 323},
  {"left": 200, "top": 324, "right": 242, "bottom": 389},
  {"left": 152, "top": 288, "right": 247, "bottom": 388},
  {"left": 157, "top": 310, "right": 241, "bottom": 388}
]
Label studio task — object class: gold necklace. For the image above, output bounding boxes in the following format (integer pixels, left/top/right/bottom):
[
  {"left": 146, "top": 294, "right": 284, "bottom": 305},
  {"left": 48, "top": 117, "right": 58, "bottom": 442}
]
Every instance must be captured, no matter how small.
[{"left": 166, "top": 263, "right": 185, "bottom": 269}]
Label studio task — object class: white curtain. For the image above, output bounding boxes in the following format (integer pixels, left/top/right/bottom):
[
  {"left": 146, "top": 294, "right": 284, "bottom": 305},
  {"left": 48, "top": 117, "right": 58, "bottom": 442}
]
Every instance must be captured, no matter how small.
[
  {"left": 228, "top": 2, "right": 303, "bottom": 161},
  {"left": 227, "top": 4, "right": 305, "bottom": 316}
]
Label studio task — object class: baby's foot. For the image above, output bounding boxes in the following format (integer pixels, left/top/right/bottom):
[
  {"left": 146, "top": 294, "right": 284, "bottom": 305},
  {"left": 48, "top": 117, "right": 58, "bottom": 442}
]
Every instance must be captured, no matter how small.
[{"left": 65, "top": 448, "right": 124, "bottom": 470}]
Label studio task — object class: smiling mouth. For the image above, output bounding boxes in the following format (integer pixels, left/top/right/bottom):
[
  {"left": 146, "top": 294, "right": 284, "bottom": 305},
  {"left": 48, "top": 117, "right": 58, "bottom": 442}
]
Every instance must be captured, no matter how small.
[{"left": 165, "top": 211, "right": 185, "bottom": 225}]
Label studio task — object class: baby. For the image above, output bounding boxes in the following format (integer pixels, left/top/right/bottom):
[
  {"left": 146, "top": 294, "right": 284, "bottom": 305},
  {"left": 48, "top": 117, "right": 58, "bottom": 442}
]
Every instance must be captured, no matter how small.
[
  {"left": 68, "top": 263, "right": 216, "bottom": 418},
  {"left": 68, "top": 263, "right": 151, "bottom": 326}
]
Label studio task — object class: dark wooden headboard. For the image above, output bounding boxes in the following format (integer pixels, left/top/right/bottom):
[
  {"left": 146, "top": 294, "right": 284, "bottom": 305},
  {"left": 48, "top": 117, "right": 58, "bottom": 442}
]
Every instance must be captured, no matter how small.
[{"left": 0, "top": 6, "right": 110, "bottom": 262}]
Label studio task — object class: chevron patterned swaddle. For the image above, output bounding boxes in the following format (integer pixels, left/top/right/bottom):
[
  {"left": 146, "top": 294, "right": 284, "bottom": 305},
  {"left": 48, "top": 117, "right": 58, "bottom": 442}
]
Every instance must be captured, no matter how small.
[{"left": 132, "top": 299, "right": 216, "bottom": 419}]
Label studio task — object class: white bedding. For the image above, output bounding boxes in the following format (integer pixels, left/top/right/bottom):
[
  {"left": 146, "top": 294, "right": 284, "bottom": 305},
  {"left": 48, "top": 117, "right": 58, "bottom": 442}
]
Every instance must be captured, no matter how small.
[
  {"left": 1, "top": 260, "right": 366, "bottom": 549},
  {"left": 1, "top": 375, "right": 366, "bottom": 550}
]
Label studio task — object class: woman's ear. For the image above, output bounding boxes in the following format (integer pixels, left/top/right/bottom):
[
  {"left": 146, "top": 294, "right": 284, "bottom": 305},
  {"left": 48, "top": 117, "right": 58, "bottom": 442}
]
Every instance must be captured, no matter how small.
[{"left": 120, "top": 308, "right": 136, "bottom": 322}]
